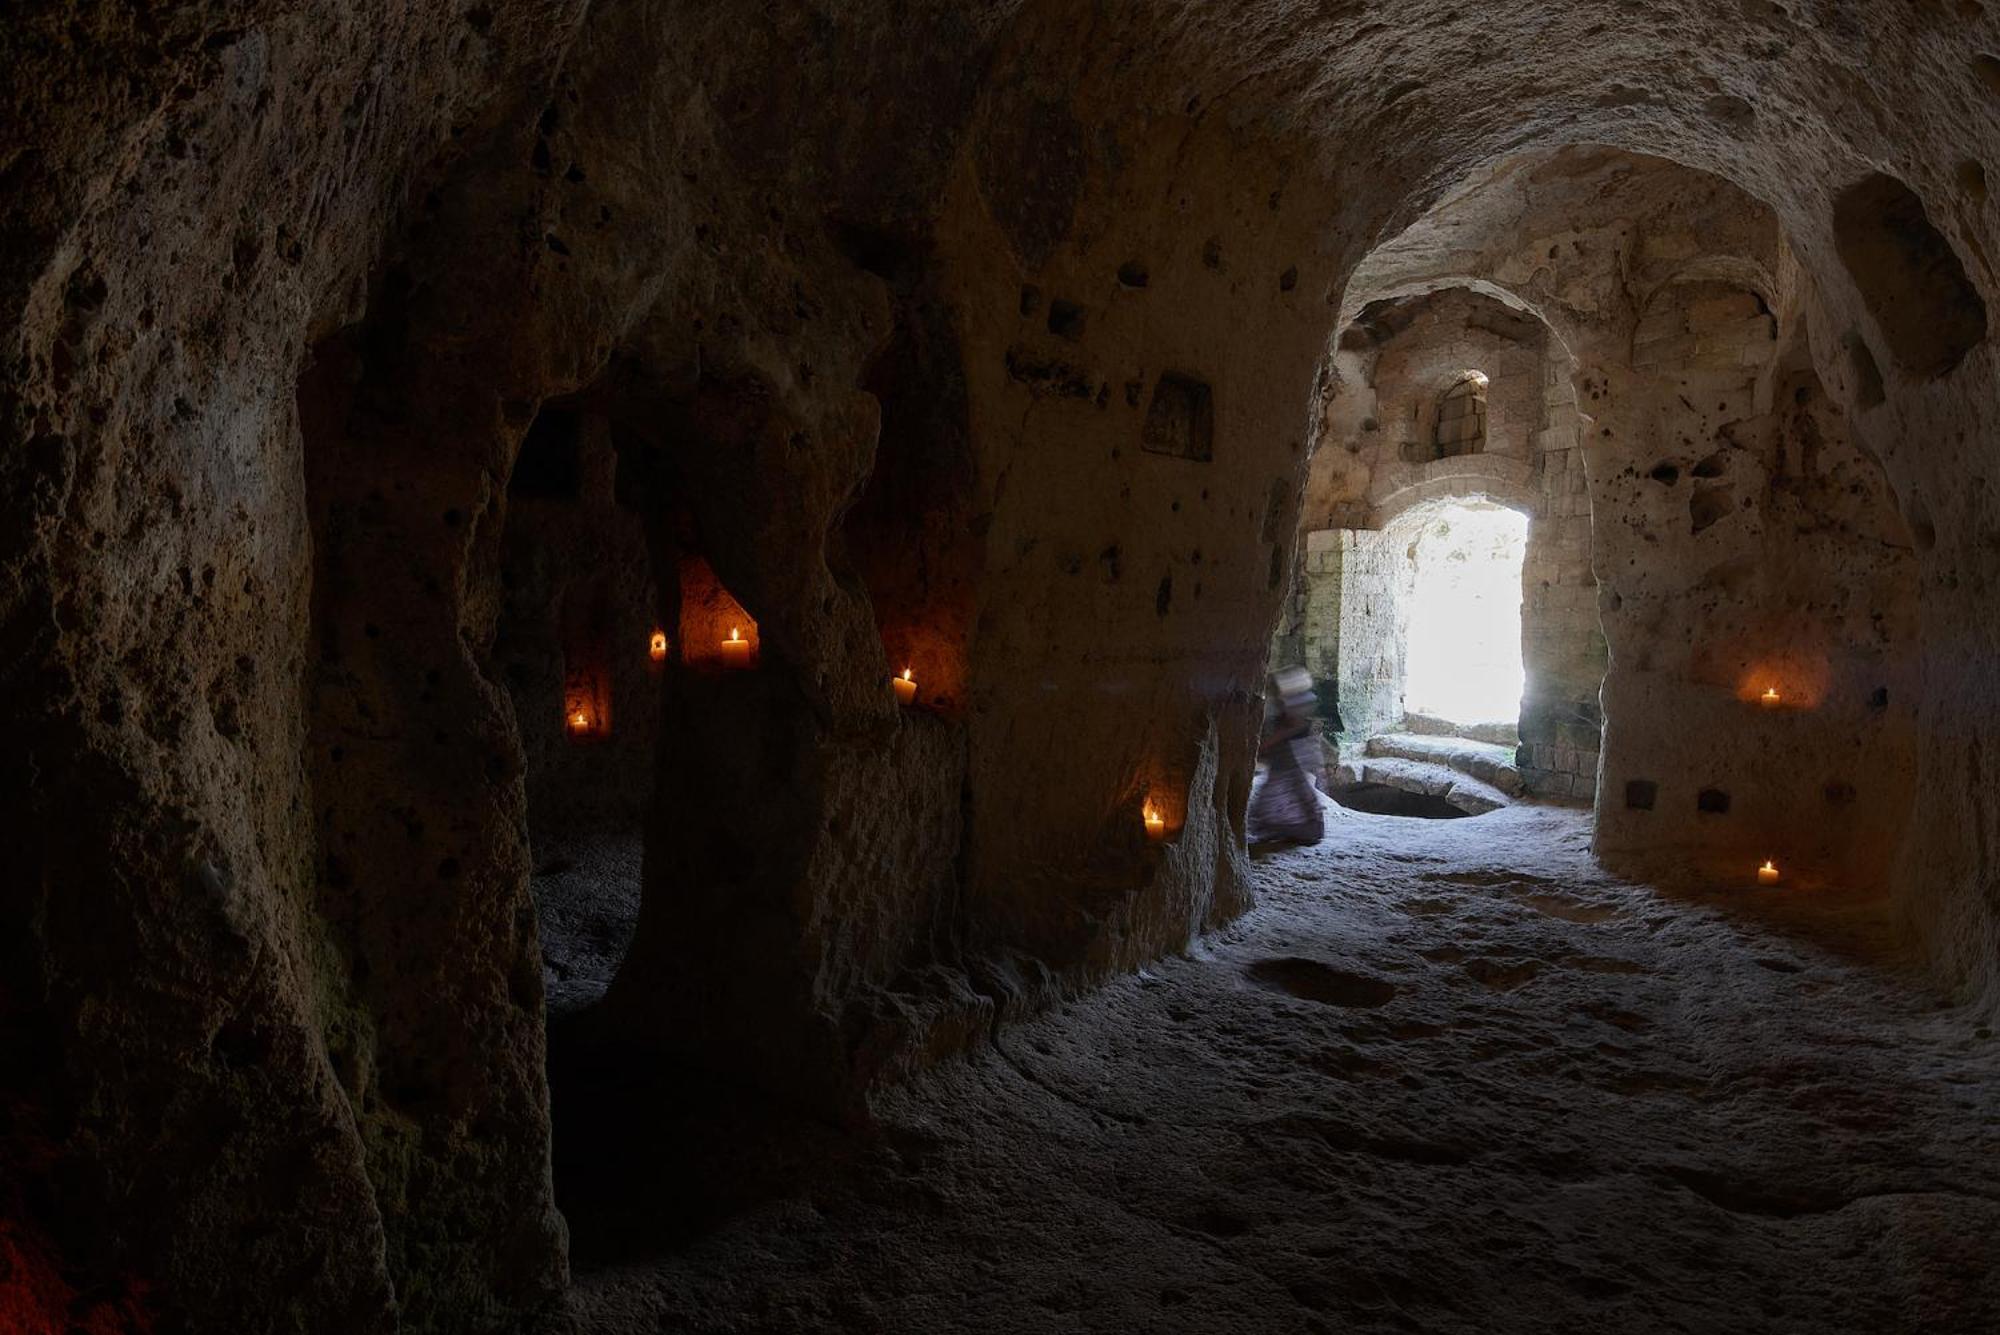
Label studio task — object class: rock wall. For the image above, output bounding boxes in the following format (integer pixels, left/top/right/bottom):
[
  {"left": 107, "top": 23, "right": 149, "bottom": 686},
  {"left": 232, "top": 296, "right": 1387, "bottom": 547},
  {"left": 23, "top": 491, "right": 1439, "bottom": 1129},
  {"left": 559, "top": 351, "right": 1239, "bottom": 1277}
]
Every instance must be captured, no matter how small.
[
  {"left": 936, "top": 19, "right": 1341, "bottom": 1002},
  {"left": 492, "top": 407, "right": 662, "bottom": 847},
  {"left": 1588, "top": 280, "right": 1921, "bottom": 889},
  {"left": 3, "top": 3, "right": 591, "bottom": 1329},
  {"left": 4, "top": 0, "right": 1998, "bottom": 1330},
  {"left": 1337, "top": 149, "right": 1923, "bottom": 884}
]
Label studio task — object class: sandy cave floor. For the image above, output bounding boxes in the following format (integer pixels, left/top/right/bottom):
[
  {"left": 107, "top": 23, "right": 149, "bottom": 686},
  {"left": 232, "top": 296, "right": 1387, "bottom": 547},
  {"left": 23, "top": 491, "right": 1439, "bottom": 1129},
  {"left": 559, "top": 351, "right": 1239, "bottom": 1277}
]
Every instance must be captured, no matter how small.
[
  {"left": 547, "top": 803, "right": 2000, "bottom": 1334},
  {"left": 533, "top": 832, "right": 644, "bottom": 1020}
]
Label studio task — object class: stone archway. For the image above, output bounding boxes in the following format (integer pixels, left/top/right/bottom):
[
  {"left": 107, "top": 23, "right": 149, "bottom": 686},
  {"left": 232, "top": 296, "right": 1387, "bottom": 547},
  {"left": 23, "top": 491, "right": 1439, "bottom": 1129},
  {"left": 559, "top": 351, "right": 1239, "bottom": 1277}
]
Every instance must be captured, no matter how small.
[
  {"left": 1323, "top": 147, "right": 1922, "bottom": 890},
  {"left": 1293, "top": 283, "right": 1603, "bottom": 811},
  {"left": 489, "top": 401, "right": 661, "bottom": 1021},
  {"left": 1305, "top": 489, "right": 1551, "bottom": 818}
]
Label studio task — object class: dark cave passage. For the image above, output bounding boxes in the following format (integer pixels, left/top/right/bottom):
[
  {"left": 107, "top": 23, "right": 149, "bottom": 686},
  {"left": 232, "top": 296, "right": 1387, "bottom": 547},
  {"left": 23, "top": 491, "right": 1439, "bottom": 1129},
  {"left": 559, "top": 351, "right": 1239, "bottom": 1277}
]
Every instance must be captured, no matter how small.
[{"left": 493, "top": 403, "right": 662, "bottom": 1023}]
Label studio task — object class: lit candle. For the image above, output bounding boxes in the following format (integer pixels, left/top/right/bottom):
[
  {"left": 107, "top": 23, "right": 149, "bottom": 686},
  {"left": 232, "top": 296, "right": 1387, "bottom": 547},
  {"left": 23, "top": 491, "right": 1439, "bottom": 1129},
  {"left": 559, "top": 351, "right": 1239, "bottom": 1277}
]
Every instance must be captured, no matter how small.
[
  {"left": 1144, "top": 802, "right": 1167, "bottom": 841},
  {"left": 720, "top": 626, "right": 752, "bottom": 668},
  {"left": 1757, "top": 860, "right": 1781, "bottom": 886},
  {"left": 649, "top": 629, "right": 668, "bottom": 662},
  {"left": 892, "top": 667, "right": 917, "bottom": 705},
  {"left": 1760, "top": 687, "right": 1781, "bottom": 708},
  {"left": 568, "top": 708, "right": 591, "bottom": 734}
]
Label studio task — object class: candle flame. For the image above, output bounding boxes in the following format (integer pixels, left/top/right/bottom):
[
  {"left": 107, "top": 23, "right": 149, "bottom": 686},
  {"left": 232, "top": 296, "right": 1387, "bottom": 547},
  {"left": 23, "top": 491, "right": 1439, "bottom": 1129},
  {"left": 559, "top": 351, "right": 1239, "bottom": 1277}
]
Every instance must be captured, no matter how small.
[
  {"left": 901, "top": 667, "right": 913, "bottom": 682},
  {"left": 1761, "top": 860, "right": 1777, "bottom": 873},
  {"left": 649, "top": 630, "right": 668, "bottom": 658},
  {"left": 728, "top": 626, "right": 741, "bottom": 642}
]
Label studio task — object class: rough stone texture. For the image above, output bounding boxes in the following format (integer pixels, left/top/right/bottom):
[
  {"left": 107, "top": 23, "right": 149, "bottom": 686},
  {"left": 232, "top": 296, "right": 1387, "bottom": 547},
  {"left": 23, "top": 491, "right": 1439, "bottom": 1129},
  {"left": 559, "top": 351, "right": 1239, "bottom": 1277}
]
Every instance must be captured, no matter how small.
[
  {"left": 1318, "top": 150, "right": 1921, "bottom": 863},
  {"left": 1365, "top": 732, "right": 1525, "bottom": 796},
  {"left": 1351, "top": 756, "right": 1513, "bottom": 815},
  {"left": 531, "top": 834, "right": 643, "bottom": 1020},
  {"left": 5, "top": 1, "right": 2000, "bottom": 1329},
  {"left": 3, "top": 4, "right": 591, "bottom": 1328},
  {"left": 562, "top": 803, "right": 2000, "bottom": 1333}
]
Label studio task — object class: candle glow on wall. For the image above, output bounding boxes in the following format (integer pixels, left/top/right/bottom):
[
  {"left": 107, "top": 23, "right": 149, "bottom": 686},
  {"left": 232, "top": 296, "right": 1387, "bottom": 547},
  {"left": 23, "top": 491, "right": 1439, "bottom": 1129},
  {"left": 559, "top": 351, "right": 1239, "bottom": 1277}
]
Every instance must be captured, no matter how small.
[
  {"left": 1735, "top": 658, "right": 1831, "bottom": 709},
  {"left": 649, "top": 629, "right": 668, "bottom": 662},
  {"left": 562, "top": 659, "right": 610, "bottom": 738}
]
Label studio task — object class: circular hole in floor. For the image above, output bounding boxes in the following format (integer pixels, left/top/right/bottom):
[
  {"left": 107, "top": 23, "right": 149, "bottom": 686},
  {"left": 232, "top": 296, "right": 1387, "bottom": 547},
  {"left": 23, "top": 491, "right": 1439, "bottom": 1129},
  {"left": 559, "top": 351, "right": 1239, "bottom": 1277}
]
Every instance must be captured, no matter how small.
[{"left": 1331, "top": 783, "right": 1474, "bottom": 819}]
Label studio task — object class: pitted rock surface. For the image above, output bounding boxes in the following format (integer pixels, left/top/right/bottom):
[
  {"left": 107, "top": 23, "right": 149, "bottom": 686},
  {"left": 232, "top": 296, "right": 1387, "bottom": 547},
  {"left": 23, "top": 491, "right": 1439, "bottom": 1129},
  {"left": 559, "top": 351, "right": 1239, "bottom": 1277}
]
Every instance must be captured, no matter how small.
[{"left": 563, "top": 804, "right": 2000, "bottom": 1334}]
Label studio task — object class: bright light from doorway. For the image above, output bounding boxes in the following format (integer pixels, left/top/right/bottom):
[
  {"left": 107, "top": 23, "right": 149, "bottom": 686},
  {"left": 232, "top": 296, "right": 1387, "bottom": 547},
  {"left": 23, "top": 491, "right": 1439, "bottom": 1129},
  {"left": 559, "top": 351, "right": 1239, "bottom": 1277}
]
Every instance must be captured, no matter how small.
[{"left": 1405, "top": 504, "right": 1528, "bottom": 727}]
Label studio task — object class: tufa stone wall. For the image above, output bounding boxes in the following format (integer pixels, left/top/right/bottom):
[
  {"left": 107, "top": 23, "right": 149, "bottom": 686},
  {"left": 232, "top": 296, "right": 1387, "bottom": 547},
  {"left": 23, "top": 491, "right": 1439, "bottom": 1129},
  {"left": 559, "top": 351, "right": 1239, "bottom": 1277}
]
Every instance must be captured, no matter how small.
[
  {"left": 493, "top": 406, "right": 663, "bottom": 846},
  {"left": 1520, "top": 349, "right": 1607, "bottom": 798},
  {"left": 1340, "top": 149, "right": 1922, "bottom": 886},
  {"left": 3, "top": 2, "right": 1997, "bottom": 1330}
]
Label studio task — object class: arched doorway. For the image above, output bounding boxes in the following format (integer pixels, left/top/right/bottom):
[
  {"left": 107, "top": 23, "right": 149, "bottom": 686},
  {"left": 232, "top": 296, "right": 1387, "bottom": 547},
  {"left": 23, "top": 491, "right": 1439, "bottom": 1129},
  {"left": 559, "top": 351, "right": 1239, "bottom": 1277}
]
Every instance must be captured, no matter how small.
[
  {"left": 491, "top": 401, "right": 659, "bottom": 1021},
  {"left": 1404, "top": 501, "right": 1529, "bottom": 731},
  {"left": 1289, "top": 284, "right": 1604, "bottom": 817}
]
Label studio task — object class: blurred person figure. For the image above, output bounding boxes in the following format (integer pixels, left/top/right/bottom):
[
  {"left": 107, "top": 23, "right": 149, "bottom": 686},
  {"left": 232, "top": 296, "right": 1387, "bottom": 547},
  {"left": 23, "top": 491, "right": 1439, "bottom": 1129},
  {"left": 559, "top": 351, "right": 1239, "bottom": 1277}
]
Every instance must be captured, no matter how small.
[{"left": 1249, "top": 667, "right": 1326, "bottom": 847}]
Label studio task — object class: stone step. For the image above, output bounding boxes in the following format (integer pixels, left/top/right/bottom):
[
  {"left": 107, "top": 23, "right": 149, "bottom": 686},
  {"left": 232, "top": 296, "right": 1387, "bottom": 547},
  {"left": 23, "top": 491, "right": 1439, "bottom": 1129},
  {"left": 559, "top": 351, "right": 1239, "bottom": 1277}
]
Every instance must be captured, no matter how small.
[
  {"left": 1347, "top": 756, "right": 1512, "bottom": 816},
  {"left": 1364, "top": 732, "right": 1525, "bottom": 796}
]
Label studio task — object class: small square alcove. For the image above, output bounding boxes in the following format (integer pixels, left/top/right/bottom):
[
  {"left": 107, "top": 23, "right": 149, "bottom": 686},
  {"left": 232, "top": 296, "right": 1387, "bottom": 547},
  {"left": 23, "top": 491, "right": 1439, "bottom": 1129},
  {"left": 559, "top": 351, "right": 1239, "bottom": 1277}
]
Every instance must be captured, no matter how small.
[
  {"left": 1624, "top": 779, "right": 1658, "bottom": 811},
  {"left": 1141, "top": 372, "right": 1214, "bottom": 462}
]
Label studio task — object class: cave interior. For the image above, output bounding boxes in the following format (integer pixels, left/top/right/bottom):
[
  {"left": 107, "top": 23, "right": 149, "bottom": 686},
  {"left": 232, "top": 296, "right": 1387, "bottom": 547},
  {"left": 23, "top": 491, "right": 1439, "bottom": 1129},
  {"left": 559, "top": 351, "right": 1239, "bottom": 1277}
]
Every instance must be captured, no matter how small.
[{"left": 4, "top": 3, "right": 2000, "bottom": 1332}]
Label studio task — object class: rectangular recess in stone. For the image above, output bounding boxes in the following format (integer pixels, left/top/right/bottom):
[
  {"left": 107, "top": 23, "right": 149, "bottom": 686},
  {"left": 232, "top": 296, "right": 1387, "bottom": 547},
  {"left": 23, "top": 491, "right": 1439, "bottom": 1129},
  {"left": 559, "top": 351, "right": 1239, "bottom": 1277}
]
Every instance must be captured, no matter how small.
[
  {"left": 1141, "top": 372, "right": 1214, "bottom": 462},
  {"left": 1624, "top": 779, "right": 1658, "bottom": 811},
  {"left": 1696, "top": 787, "right": 1731, "bottom": 815},
  {"left": 1047, "top": 297, "right": 1085, "bottom": 340}
]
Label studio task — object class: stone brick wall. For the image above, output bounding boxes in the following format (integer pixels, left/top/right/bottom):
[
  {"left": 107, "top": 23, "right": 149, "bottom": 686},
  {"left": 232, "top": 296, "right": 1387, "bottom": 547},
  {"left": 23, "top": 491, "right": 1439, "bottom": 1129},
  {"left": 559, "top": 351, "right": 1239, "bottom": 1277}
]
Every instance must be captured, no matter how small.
[
  {"left": 1434, "top": 373, "right": 1489, "bottom": 456},
  {"left": 1518, "top": 354, "right": 1605, "bottom": 798},
  {"left": 1293, "top": 286, "right": 1600, "bottom": 801},
  {"left": 1631, "top": 282, "right": 1777, "bottom": 377},
  {"left": 1325, "top": 526, "right": 1409, "bottom": 740}
]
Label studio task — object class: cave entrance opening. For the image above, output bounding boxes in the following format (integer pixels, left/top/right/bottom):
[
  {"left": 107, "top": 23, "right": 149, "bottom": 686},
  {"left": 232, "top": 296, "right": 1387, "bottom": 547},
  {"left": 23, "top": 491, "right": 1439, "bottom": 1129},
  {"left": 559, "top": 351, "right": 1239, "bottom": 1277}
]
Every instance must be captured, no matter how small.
[
  {"left": 1404, "top": 502, "right": 1529, "bottom": 733},
  {"left": 1290, "top": 279, "right": 1607, "bottom": 822},
  {"left": 1312, "top": 496, "right": 1539, "bottom": 821}
]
